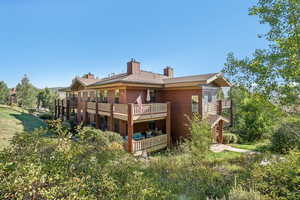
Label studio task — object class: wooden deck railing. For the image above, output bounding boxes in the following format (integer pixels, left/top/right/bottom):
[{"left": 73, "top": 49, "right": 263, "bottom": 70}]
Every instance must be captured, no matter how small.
[
  {"left": 132, "top": 134, "right": 168, "bottom": 153},
  {"left": 221, "top": 100, "right": 231, "bottom": 109},
  {"left": 132, "top": 103, "right": 168, "bottom": 115},
  {"left": 203, "top": 102, "right": 218, "bottom": 115},
  {"left": 98, "top": 103, "right": 111, "bottom": 112},
  {"left": 114, "top": 104, "right": 128, "bottom": 114}
]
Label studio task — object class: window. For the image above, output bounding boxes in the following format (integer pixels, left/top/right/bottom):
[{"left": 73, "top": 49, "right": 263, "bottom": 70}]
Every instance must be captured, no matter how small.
[
  {"left": 191, "top": 95, "right": 199, "bottom": 113},
  {"left": 83, "top": 92, "right": 88, "bottom": 98},
  {"left": 150, "top": 89, "right": 156, "bottom": 102},
  {"left": 78, "top": 92, "right": 81, "bottom": 97},
  {"left": 115, "top": 89, "right": 120, "bottom": 103},
  {"left": 102, "top": 90, "right": 108, "bottom": 103},
  {"left": 148, "top": 121, "right": 156, "bottom": 130},
  {"left": 89, "top": 91, "right": 95, "bottom": 98}
]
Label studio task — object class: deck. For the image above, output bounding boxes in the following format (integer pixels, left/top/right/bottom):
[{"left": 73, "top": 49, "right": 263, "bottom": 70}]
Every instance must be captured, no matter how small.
[{"left": 86, "top": 102, "right": 168, "bottom": 122}]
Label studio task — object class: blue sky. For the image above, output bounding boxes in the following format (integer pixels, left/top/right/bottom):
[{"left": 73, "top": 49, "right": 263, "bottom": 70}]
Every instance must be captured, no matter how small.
[{"left": 0, "top": 0, "right": 268, "bottom": 89}]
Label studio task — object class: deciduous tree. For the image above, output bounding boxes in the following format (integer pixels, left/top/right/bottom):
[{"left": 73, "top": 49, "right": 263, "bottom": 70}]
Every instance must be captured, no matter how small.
[{"left": 223, "top": 0, "right": 300, "bottom": 106}]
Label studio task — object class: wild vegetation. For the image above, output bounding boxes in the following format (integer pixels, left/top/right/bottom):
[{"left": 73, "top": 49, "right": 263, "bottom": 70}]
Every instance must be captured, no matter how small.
[{"left": 0, "top": 118, "right": 299, "bottom": 200}]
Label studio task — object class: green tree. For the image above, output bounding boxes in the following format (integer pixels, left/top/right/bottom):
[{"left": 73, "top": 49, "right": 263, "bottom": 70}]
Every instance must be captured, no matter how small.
[
  {"left": 186, "top": 114, "right": 212, "bottom": 162},
  {"left": 230, "top": 86, "right": 281, "bottom": 142},
  {"left": 216, "top": 87, "right": 225, "bottom": 100},
  {"left": 0, "top": 81, "right": 9, "bottom": 104},
  {"left": 37, "top": 88, "right": 58, "bottom": 110},
  {"left": 223, "top": 0, "right": 300, "bottom": 106},
  {"left": 16, "top": 75, "right": 38, "bottom": 109}
]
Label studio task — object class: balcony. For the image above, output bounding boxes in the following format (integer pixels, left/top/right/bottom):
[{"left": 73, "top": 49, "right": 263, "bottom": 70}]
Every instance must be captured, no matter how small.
[{"left": 86, "top": 102, "right": 169, "bottom": 122}]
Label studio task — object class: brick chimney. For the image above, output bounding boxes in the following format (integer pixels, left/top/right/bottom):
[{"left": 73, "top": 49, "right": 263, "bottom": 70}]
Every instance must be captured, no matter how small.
[
  {"left": 82, "top": 72, "right": 95, "bottom": 79},
  {"left": 127, "top": 59, "right": 141, "bottom": 75},
  {"left": 164, "top": 66, "right": 174, "bottom": 78}
]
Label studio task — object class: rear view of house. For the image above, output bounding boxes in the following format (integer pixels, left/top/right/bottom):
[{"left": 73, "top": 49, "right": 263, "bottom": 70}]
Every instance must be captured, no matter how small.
[{"left": 55, "top": 59, "right": 232, "bottom": 153}]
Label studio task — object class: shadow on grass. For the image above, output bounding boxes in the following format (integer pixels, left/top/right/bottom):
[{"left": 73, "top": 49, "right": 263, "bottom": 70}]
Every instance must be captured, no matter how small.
[{"left": 9, "top": 112, "right": 46, "bottom": 132}]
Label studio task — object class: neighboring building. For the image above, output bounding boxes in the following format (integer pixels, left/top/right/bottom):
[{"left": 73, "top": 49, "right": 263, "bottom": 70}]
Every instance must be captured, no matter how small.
[
  {"left": 56, "top": 59, "right": 231, "bottom": 153},
  {"left": 49, "top": 87, "right": 68, "bottom": 99}
]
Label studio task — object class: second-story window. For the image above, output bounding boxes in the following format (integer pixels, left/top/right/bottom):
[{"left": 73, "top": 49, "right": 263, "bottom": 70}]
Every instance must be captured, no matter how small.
[
  {"left": 103, "top": 90, "right": 108, "bottom": 103},
  {"left": 150, "top": 89, "right": 156, "bottom": 102},
  {"left": 191, "top": 95, "right": 199, "bottom": 113},
  {"left": 115, "top": 89, "right": 120, "bottom": 103}
]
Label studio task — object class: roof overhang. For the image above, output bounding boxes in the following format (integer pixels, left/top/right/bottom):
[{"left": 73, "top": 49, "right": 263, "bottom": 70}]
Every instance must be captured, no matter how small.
[
  {"left": 206, "top": 73, "right": 231, "bottom": 87},
  {"left": 70, "top": 78, "right": 88, "bottom": 91},
  {"left": 208, "top": 115, "right": 230, "bottom": 128}
]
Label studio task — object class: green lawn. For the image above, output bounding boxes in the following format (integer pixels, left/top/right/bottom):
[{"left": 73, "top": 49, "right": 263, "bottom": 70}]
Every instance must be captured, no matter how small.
[
  {"left": 229, "top": 140, "right": 271, "bottom": 152},
  {"left": 0, "top": 105, "right": 46, "bottom": 149}
]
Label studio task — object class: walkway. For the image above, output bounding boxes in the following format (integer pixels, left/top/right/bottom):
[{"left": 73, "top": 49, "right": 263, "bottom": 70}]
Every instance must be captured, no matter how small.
[{"left": 210, "top": 144, "right": 257, "bottom": 153}]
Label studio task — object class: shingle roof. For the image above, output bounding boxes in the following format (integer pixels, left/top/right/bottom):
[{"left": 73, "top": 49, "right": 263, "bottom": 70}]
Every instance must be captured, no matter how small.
[
  {"left": 76, "top": 77, "right": 101, "bottom": 86},
  {"left": 90, "top": 72, "right": 222, "bottom": 87},
  {"left": 162, "top": 73, "right": 219, "bottom": 84},
  {"left": 90, "top": 71, "right": 169, "bottom": 86}
]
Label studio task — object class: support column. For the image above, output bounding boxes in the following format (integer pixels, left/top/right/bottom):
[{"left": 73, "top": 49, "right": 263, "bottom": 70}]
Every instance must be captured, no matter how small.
[
  {"left": 219, "top": 120, "right": 224, "bottom": 144},
  {"left": 127, "top": 104, "right": 133, "bottom": 153},
  {"left": 66, "top": 99, "right": 70, "bottom": 120},
  {"left": 218, "top": 100, "right": 222, "bottom": 115},
  {"left": 166, "top": 102, "right": 171, "bottom": 147},
  {"left": 76, "top": 98, "right": 82, "bottom": 124},
  {"left": 95, "top": 100, "right": 100, "bottom": 129},
  {"left": 109, "top": 103, "right": 114, "bottom": 131},
  {"left": 57, "top": 100, "right": 61, "bottom": 120},
  {"left": 54, "top": 99, "right": 57, "bottom": 119},
  {"left": 61, "top": 100, "right": 65, "bottom": 120},
  {"left": 82, "top": 98, "right": 88, "bottom": 125}
]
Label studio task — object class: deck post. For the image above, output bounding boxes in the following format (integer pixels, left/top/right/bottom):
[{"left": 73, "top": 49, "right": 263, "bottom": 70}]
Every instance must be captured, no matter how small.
[
  {"left": 95, "top": 100, "right": 100, "bottom": 129},
  {"left": 57, "top": 100, "right": 61, "bottom": 120},
  {"left": 76, "top": 98, "right": 82, "bottom": 124},
  {"left": 54, "top": 99, "right": 57, "bottom": 119},
  {"left": 127, "top": 104, "right": 133, "bottom": 153},
  {"left": 109, "top": 103, "right": 114, "bottom": 131},
  {"left": 166, "top": 102, "right": 171, "bottom": 147},
  {"left": 61, "top": 99, "right": 65, "bottom": 120},
  {"left": 219, "top": 120, "right": 224, "bottom": 144},
  {"left": 217, "top": 100, "right": 222, "bottom": 115},
  {"left": 66, "top": 99, "right": 70, "bottom": 120},
  {"left": 83, "top": 98, "right": 88, "bottom": 125}
]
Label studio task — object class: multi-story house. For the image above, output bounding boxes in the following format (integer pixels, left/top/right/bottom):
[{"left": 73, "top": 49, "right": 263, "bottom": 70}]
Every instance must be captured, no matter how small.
[{"left": 56, "top": 59, "right": 231, "bottom": 154}]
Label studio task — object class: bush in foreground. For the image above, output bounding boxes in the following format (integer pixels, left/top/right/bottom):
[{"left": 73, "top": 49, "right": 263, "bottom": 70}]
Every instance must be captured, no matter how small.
[
  {"left": 272, "top": 119, "right": 300, "bottom": 154},
  {"left": 223, "top": 133, "right": 238, "bottom": 144},
  {"left": 245, "top": 152, "right": 300, "bottom": 200}
]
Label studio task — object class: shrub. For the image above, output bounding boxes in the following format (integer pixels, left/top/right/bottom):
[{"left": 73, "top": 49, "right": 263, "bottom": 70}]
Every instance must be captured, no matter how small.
[
  {"left": 247, "top": 152, "right": 300, "bottom": 200},
  {"left": 272, "top": 120, "right": 300, "bottom": 154},
  {"left": 228, "top": 186, "right": 266, "bottom": 200},
  {"left": 186, "top": 113, "right": 212, "bottom": 161},
  {"left": 38, "top": 112, "right": 53, "bottom": 120},
  {"left": 223, "top": 133, "right": 238, "bottom": 144}
]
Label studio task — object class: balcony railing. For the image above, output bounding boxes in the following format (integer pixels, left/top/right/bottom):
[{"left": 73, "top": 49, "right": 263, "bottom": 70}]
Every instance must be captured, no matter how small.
[
  {"left": 132, "top": 103, "right": 167, "bottom": 115},
  {"left": 83, "top": 101, "right": 168, "bottom": 121},
  {"left": 124, "top": 134, "right": 168, "bottom": 153}
]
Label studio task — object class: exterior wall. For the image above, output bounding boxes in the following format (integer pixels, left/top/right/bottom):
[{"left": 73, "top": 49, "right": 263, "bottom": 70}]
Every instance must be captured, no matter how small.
[
  {"left": 157, "top": 88, "right": 202, "bottom": 141},
  {"left": 126, "top": 88, "right": 147, "bottom": 103}
]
